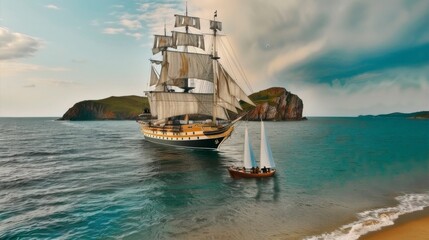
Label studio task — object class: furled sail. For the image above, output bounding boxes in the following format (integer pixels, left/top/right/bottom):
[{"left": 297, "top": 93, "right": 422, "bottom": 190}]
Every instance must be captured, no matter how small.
[
  {"left": 210, "top": 20, "right": 222, "bottom": 31},
  {"left": 166, "top": 51, "right": 214, "bottom": 82},
  {"left": 243, "top": 126, "right": 257, "bottom": 168},
  {"left": 172, "top": 31, "right": 205, "bottom": 51},
  {"left": 260, "top": 121, "right": 275, "bottom": 168},
  {"left": 148, "top": 92, "right": 228, "bottom": 120},
  {"left": 150, "top": 59, "right": 162, "bottom": 65},
  {"left": 175, "top": 15, "right": 200, "bottom": 29},
  {"left": 217, "top": 64, "right": 255, "bottom": 107},
  {"left": 152, "top": 35, "right": 175, "bottom": 54}
]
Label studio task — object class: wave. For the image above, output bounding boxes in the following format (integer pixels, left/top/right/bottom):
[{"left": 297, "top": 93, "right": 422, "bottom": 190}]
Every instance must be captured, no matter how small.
[{"left": 305, "top": 192, "right": 429, "bottom": 240}]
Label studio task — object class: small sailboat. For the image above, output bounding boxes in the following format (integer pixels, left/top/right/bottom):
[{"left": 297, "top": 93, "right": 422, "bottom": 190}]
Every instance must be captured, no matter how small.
[{"left": 228, "top": 121, "right": 276, "bottom": 178}]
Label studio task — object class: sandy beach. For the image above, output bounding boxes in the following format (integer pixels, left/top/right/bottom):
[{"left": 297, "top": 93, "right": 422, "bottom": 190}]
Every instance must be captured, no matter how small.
[{"left": 361, "top": 207, "right": 429, "bottom": 240}]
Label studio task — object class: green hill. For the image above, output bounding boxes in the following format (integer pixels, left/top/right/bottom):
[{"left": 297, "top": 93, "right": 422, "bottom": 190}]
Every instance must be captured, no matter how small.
[{"left": 59, "top": 95, "right": 149, "bottom": 120}]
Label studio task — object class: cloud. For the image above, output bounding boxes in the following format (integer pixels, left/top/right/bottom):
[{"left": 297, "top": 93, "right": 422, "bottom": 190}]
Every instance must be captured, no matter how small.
[
  {"left": 0, "top": 62, "right": 69, "bottom": 77},
  {"left": 102, "top": 27, "right": 125, "bottom": 34},
  {"left": 136, "top": 2, "right": 181, "bottom": 34},
  {"left": 45, "top": 4, "right": 60, "bottom": 10},
  {"left": 126, "top": 32, "right": 143, "bottom": 40},
  {"left": 0, "top": 27, "right": 42, "bottom": 60},
  {"left": 23, "top": 84, "right": 36, "bottom": 88},
  {"left": 193, "top": 0, "right": 429, "bottom": 84},
  {"left": 99, "top": 2, "right": 183, "bottom": 41},
  {"left": 30, "top": 78, "right": 78, "bottom": 86},
  {"left": 120, "top": 17, "right": 142, "bottom": 30}
]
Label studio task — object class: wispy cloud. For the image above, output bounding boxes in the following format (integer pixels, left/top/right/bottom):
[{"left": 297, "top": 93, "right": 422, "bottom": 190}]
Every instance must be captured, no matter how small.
[
  {"left": 98, "top": 2, "right": 183, "bottom": 41},
  {"left": 102, "top": 27, "right": 125, "bottom": 35},
  {"left": 31, "top": 78, "right": 78, "bottom": 86},
  {"left": 126, "top": 32, "right": 143, "bottom": 40},
  {"left": 45, "top": 4, "right": 60, "bottom": 10},
  {"left": 120, "top": 18, "right": 142, "bottom": 30},
  {"left": 0, "top": 62, "right": 69, "bottom": 77},
  {"left": 0, "top": 27, "right": 42, "bottom": 60}
]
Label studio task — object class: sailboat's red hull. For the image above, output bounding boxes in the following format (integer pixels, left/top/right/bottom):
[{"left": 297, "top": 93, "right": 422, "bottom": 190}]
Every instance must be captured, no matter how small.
[{"left": 228, "top": 167, "right": 276, "bottom": 179}]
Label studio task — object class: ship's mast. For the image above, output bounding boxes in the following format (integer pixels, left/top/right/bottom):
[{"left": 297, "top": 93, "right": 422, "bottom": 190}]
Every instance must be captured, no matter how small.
[
  {"left": 212, "top": 10, "right": 219, "bottom": 123},
  {"left": 181, "top": 2, "right": 193, "bottom": 93},
  {"left": 161, "top": 22, "right": 167, "bottom": 92}
]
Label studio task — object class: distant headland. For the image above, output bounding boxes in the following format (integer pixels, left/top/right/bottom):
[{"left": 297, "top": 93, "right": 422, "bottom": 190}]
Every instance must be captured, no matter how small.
[
  {"left": 59, "top": 87, "right": 305, "bottom": 121},
  {"left": 358, "top": 111, "right": 429, "bottom": 119}
]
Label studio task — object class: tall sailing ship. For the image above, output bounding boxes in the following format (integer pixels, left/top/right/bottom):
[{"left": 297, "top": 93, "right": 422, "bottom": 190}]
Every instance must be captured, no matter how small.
[{"left": 139, "top": 9, "right": 255, "bottom": 149}]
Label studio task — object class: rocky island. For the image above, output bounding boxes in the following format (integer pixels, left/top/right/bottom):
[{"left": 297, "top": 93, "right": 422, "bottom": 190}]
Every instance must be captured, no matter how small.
[
  {"left": 358, "top": 111, "right": 429, "bottom": 119},
  {"left": 59, "top": 87, "right": 305, "bottom": 121},
  {"left": 243, "top": 87, "right": 304, "bottom": 121}
]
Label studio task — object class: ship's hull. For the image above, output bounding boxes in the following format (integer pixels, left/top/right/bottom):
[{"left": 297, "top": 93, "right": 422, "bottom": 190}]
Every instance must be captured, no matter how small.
[{"left": 139, "top": 122, "right": 234, "bottom": 149}]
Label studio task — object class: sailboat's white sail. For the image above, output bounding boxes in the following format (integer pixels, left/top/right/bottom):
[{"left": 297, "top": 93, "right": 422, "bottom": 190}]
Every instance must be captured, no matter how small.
[
  {"left": 243, "top": 126, "right": 257, "bottom": 168},
  {"left": 260, "top": 121, "right": 275, "bottom": 168}
]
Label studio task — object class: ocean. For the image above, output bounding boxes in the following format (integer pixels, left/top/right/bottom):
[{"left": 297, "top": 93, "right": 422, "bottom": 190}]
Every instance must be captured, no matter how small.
[{"left": 0, "top": 117, "right": 428, "bottom": 239}]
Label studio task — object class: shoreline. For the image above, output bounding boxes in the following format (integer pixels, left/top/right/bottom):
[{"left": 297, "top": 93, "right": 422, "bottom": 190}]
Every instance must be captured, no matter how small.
[{"left": 361, "top": 206, "right": 429, "bottom": 240}]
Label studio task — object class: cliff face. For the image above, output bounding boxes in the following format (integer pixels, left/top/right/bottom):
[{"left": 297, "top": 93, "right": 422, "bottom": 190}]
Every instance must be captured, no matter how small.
[
  {"left": 245, "top": 87, "right": 304, "bottom": 121},
  {"left": 60, "top": 101, "right": 116, "bottom": 120}
]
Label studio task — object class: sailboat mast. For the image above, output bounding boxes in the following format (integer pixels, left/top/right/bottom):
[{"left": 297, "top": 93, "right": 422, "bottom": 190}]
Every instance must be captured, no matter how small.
[{"left": 212, "top": 10, "right": 219, "bottom": 123}]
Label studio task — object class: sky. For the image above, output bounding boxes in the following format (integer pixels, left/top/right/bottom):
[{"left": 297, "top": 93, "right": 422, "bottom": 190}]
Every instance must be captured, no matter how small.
[{"left": 0, "top": 0, "right": 428, "bottom": 117}]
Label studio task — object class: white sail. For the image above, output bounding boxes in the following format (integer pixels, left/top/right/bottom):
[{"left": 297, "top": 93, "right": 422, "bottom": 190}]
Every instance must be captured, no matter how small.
[
  {"left": 147, "top": 92, "right": 158, "bottom": 116},
  {"left": 166, "top": 51, "right": 214, "bottom": 82},
  {"left": 243, "top": 126, "right": 257, "bottom": 168},
  {"left": 172, "top": 31, "right": 205, "bottom": 51},
  {"left": 148, "top": 92, "right": 228, "bottom": 120},
  {"left": 218, "top": 64, "right": 255, "bottom": 106},
  {"left": 260, "top": 121, "right": 275, "bottom": 168},
  {"left": 152, "top": 35, "right": 175, "bottom": 54},
  {"left": 217, "top": 99, "right": 238, "bottom": 114},
  {"left": 149, "top": 66, "right": 159, "bottom": 86},
  {"left": 175, "top": 15, "right": 200, "bottom": 29}
]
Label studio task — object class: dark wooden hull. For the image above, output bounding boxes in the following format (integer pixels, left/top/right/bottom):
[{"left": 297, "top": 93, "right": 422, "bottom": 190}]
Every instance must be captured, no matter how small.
[
  {"left": 144, "top": 135, "right": 227, "bottom": 149},
  {"left": 228, "top": 167, "right": 276, "bottom": 178},
  {"left": 140, "top": 122, "right": 234, "bottom": 149}
]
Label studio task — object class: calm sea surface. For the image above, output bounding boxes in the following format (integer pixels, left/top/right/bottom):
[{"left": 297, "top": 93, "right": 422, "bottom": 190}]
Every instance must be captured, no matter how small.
[{"left": 0, "top": 117, "right": 428, "bottom": 239}]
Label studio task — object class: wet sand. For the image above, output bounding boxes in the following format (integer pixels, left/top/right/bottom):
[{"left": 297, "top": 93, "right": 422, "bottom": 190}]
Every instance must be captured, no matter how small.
[{"left": 361, "top": 207, "right": 429, "bottom": 240}]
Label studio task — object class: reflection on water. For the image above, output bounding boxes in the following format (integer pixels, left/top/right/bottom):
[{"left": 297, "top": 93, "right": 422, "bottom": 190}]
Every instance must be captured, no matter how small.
[{"left": 128, "top": 137, "right": 284, "bottom": 240}]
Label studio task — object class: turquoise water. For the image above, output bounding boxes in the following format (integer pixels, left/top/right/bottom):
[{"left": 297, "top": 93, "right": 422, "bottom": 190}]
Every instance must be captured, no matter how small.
[{"left": 0, "top": 117, "right": 428, "bottom": 239}]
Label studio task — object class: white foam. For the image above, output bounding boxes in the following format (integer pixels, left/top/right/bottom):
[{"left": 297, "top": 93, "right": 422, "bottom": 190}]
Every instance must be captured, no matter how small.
[{"left": 305, "top": 193, "right": 429, "bottom": 240}]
